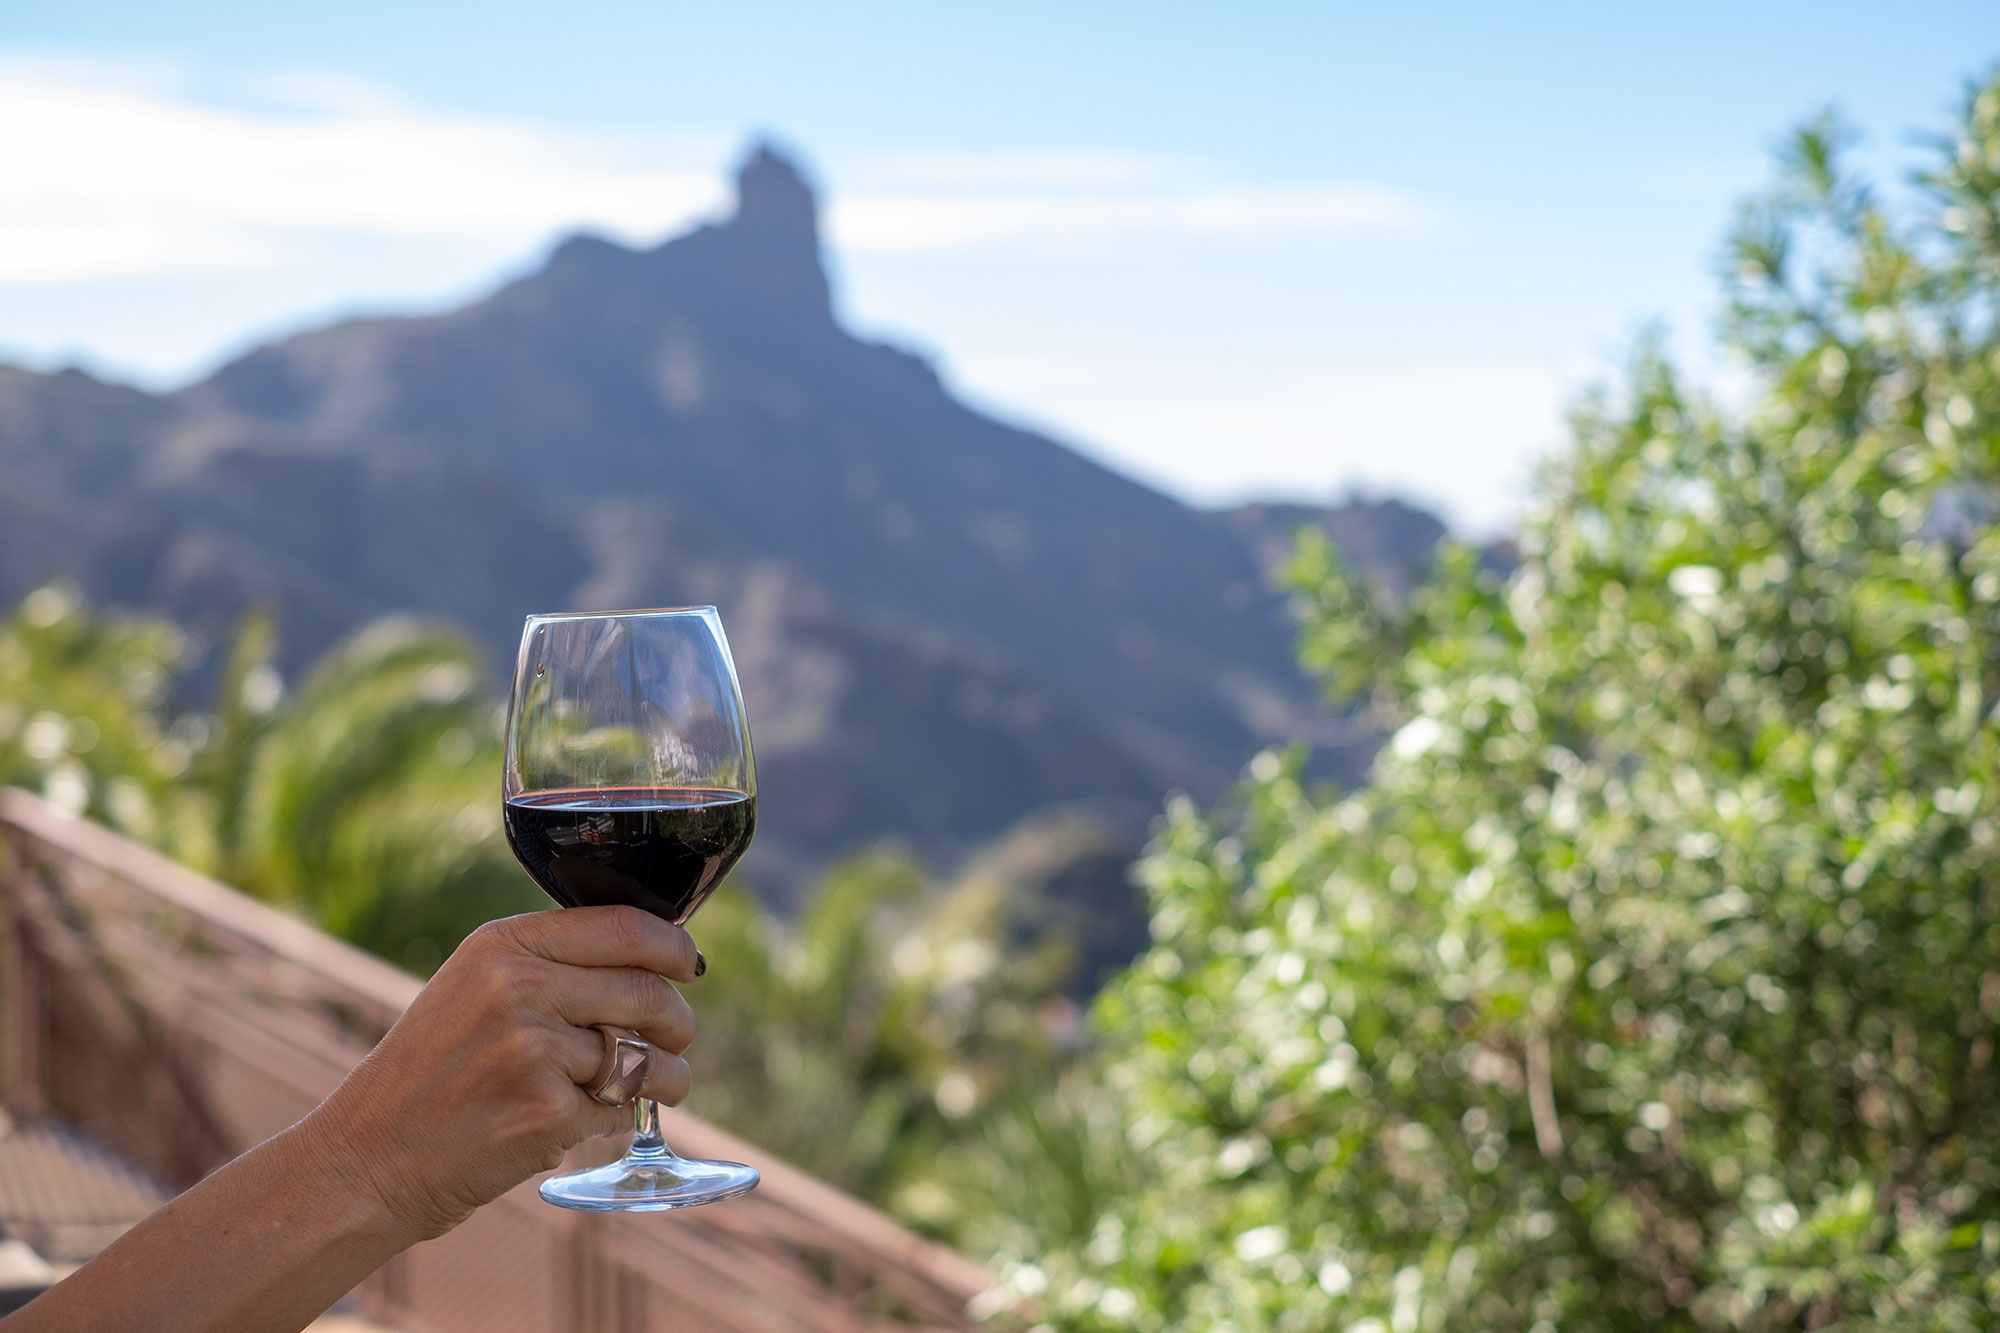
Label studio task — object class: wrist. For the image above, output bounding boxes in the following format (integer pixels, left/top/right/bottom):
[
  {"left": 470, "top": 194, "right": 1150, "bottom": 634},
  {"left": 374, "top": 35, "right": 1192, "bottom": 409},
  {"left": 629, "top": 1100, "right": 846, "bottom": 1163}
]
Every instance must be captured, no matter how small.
[{"left": 282, "top": 1106, "right": 429, "bottom": 1257}]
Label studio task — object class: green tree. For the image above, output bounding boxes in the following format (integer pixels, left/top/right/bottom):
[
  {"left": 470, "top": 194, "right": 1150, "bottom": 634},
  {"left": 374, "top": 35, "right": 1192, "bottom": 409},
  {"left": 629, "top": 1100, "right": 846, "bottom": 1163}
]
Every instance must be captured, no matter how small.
[
  {"left": 1021, "top": 74, "right": 2000, "bottom": 1329},
  {"left": 218, "top": 617, "right": 540, "bottom": 965},
  {"left": 688, "top": 843, "right": 1073, "bottom": 1214},
  {"left": 0, "top": 593, "right": 531, "bottom": 966},
  {"left": 0, "top": 583, "right": 189, "bottom": 840}
]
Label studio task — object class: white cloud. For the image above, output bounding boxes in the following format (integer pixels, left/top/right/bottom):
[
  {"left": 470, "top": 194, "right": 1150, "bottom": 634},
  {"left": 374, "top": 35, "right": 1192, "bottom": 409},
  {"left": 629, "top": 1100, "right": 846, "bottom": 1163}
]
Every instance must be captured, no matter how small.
[
  {"left": 832, "top": 147, "right": 1426, "bottom": 253},
  {"left": 829, "top": 184, "right": 1425, "bottom": 253},
  {"left": 0, "top": 60, "right": 1430, "bottom": 287},
  {"left": 851, "top": 150, "right": 1175, "bottom": 189},
  {"left": 0, "top": 60, "right": 727, "bottom": 285}
]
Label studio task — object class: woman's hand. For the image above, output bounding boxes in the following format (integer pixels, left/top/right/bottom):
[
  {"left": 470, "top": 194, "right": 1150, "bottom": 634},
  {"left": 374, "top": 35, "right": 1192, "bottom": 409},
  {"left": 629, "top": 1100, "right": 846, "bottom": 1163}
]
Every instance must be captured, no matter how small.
[
  {"left": 3, "top": 906, "right": 704, "bottom": 1333},
  {"left": 298, "top": 905, "right": 702, "bottom": 1243}
]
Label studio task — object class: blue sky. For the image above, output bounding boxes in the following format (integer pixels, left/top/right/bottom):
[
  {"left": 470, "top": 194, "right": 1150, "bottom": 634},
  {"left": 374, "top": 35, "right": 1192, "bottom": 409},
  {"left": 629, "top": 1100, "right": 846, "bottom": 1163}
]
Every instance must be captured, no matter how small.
[{"left": 3, "top": 3, "right": 1993, "bottom": 532}]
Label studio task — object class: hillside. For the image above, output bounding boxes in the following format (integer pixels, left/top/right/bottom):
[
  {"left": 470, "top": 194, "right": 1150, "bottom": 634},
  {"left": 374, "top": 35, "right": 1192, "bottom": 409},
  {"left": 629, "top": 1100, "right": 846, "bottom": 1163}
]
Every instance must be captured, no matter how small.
[{"left": 0, "top": 144, "right": 1446, "bottom": 898}]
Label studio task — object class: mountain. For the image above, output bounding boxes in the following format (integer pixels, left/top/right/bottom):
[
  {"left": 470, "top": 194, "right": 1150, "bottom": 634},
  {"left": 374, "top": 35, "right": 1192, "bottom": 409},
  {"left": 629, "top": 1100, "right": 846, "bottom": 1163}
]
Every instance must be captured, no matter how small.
[
  {"left": 0, "top": 144, "right": 1447, "bottom": 901},
  {"left": 1225, "top": 495, "right": 1448, "bottom": 598}
]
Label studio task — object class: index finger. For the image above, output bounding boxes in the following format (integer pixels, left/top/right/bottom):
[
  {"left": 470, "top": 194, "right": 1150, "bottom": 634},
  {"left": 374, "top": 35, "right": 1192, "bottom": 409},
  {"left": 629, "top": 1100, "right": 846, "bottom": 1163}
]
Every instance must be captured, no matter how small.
[{"left": 491, "top": 906, "right": 701, "bottom": 983}]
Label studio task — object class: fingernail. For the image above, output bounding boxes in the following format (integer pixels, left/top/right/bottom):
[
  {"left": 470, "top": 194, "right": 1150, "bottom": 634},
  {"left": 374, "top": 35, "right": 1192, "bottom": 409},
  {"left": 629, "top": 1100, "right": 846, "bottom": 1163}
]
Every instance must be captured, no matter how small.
[{"left": 693, "top": 949, "right": 707, "bottom": 978}]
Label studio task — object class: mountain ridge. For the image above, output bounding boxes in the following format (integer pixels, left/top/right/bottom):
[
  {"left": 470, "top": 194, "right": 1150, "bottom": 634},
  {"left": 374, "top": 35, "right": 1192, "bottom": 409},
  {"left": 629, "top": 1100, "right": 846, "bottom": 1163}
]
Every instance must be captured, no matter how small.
[{"left": 0, "top": 143, "right": 1447, "bottom": 900}]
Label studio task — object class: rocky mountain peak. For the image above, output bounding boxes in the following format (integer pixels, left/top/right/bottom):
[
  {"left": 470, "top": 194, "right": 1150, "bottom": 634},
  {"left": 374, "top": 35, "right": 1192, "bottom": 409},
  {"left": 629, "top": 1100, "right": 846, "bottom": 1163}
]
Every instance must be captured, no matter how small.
[
  {"left": 0, "top": 135, "right": 1455, "bottom": 912},
  {"left": 731, "top": 143, "right": 821, "bottom": 246},
  {"left": 615, "top": 139, "right": 832, "bottom": 319}
]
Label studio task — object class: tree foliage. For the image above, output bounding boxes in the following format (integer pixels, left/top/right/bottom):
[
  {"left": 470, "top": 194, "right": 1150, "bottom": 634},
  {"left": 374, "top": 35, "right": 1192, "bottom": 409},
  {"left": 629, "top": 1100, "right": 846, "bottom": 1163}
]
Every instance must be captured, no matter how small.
[
  {"left": 0, "top": 593, "right": 534, "bottom": 963},
  {"left": 221, "top": 617, "right": 541, "bottom": 960},
  {"left": 0, "top": 586, "right": 1083, "bottom": 1224},
  {"left": 0, "top": 584, "right": 188, "bottom": 841},
  {"left": 1016, "top": 73, "right": 2000, "bottom": 1330},
  {"left": 687, "top": 843, "right": 1076, "bottom": 1213}
]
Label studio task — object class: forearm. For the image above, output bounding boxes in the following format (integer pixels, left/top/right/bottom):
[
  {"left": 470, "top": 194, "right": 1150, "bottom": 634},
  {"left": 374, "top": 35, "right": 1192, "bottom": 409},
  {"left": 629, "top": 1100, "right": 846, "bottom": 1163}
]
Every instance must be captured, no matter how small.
[
  {"left": 4, "top": 1112, "right": 417, "bottom": 1333},
  {"left": 2, "top": 908, "right": 703, "bottom": 1333}
]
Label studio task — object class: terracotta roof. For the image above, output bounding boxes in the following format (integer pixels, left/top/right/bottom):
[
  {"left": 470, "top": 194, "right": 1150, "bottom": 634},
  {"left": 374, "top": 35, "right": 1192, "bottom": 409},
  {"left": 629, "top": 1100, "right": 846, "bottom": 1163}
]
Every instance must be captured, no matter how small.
[
  {"left": 0, "top": 1111, "right": 168, "bottom": 1265},
  {"left": 0, "top": 787, "right": 988, "bottom": 1331}
]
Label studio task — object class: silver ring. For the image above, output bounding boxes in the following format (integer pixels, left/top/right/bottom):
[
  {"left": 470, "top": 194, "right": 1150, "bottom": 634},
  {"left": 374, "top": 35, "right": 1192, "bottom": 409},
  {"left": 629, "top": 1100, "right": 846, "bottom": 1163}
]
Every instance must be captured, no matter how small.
[{"left": 584, "top": 1026, "right": 650, "bottom": 1107}]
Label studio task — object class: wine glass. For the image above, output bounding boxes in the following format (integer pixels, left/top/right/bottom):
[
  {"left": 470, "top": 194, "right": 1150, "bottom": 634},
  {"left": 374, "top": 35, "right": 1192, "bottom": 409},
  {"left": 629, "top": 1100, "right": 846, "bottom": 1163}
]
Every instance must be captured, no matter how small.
[{"left": 502, "top": 607, "right": 761, "bottom": 1211}]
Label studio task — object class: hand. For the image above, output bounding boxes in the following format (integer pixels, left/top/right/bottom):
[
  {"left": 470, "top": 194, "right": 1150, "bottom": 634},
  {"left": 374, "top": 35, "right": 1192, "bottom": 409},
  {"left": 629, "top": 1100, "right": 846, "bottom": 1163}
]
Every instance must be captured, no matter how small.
[{"left": 297, "top": 906, "right": 701, "bottom": 1243}]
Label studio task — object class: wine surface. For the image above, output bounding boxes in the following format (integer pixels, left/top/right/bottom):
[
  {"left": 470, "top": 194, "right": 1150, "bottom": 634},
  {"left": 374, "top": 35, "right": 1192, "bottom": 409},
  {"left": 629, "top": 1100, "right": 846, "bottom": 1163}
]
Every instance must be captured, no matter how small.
[{"left": 504, "top": 786, "right": 756, "bottom": 924}]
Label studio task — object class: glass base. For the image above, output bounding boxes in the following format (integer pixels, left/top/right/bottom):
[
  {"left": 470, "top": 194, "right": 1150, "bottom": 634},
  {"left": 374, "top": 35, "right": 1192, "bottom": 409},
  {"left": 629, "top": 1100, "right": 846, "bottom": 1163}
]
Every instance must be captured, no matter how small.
[{"left": 539, "top": 1150, "right": 761, "bottom": 1212}]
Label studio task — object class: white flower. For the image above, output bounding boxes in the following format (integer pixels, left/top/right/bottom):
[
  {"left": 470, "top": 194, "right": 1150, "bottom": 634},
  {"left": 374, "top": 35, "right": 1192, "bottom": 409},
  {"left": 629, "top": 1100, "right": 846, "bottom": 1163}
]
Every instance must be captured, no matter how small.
[
  {"left": 1391, "top": 716, "right": 1444, "bottom": 760},
  {"left": 1668, "top": 564, "right": 1723, "bottom": 609},
  {"left": 1234, "top": 1225, "right": 1289, "bottom": 1263}
]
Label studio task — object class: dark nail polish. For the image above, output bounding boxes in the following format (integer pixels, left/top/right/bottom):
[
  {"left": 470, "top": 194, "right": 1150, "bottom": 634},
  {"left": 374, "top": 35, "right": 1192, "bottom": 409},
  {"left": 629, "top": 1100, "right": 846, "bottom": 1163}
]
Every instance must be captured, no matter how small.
[{"left": 693, "top": 949, "right": 707, "bottom": 978}]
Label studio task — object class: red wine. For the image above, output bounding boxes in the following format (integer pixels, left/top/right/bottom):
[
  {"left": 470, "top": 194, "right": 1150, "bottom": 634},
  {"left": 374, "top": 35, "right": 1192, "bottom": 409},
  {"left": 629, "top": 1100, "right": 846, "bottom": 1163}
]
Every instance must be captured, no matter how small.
[{"left": 504, "top": 786, "right": 756, "bottom": 924}]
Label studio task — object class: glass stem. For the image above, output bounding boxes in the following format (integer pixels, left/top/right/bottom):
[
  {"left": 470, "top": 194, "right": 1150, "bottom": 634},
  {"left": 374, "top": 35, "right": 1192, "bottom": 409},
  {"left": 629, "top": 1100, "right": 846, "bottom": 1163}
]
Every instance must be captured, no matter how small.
[{"left": 631, "top": 1097, "right": 670, "bottom": 1157}]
